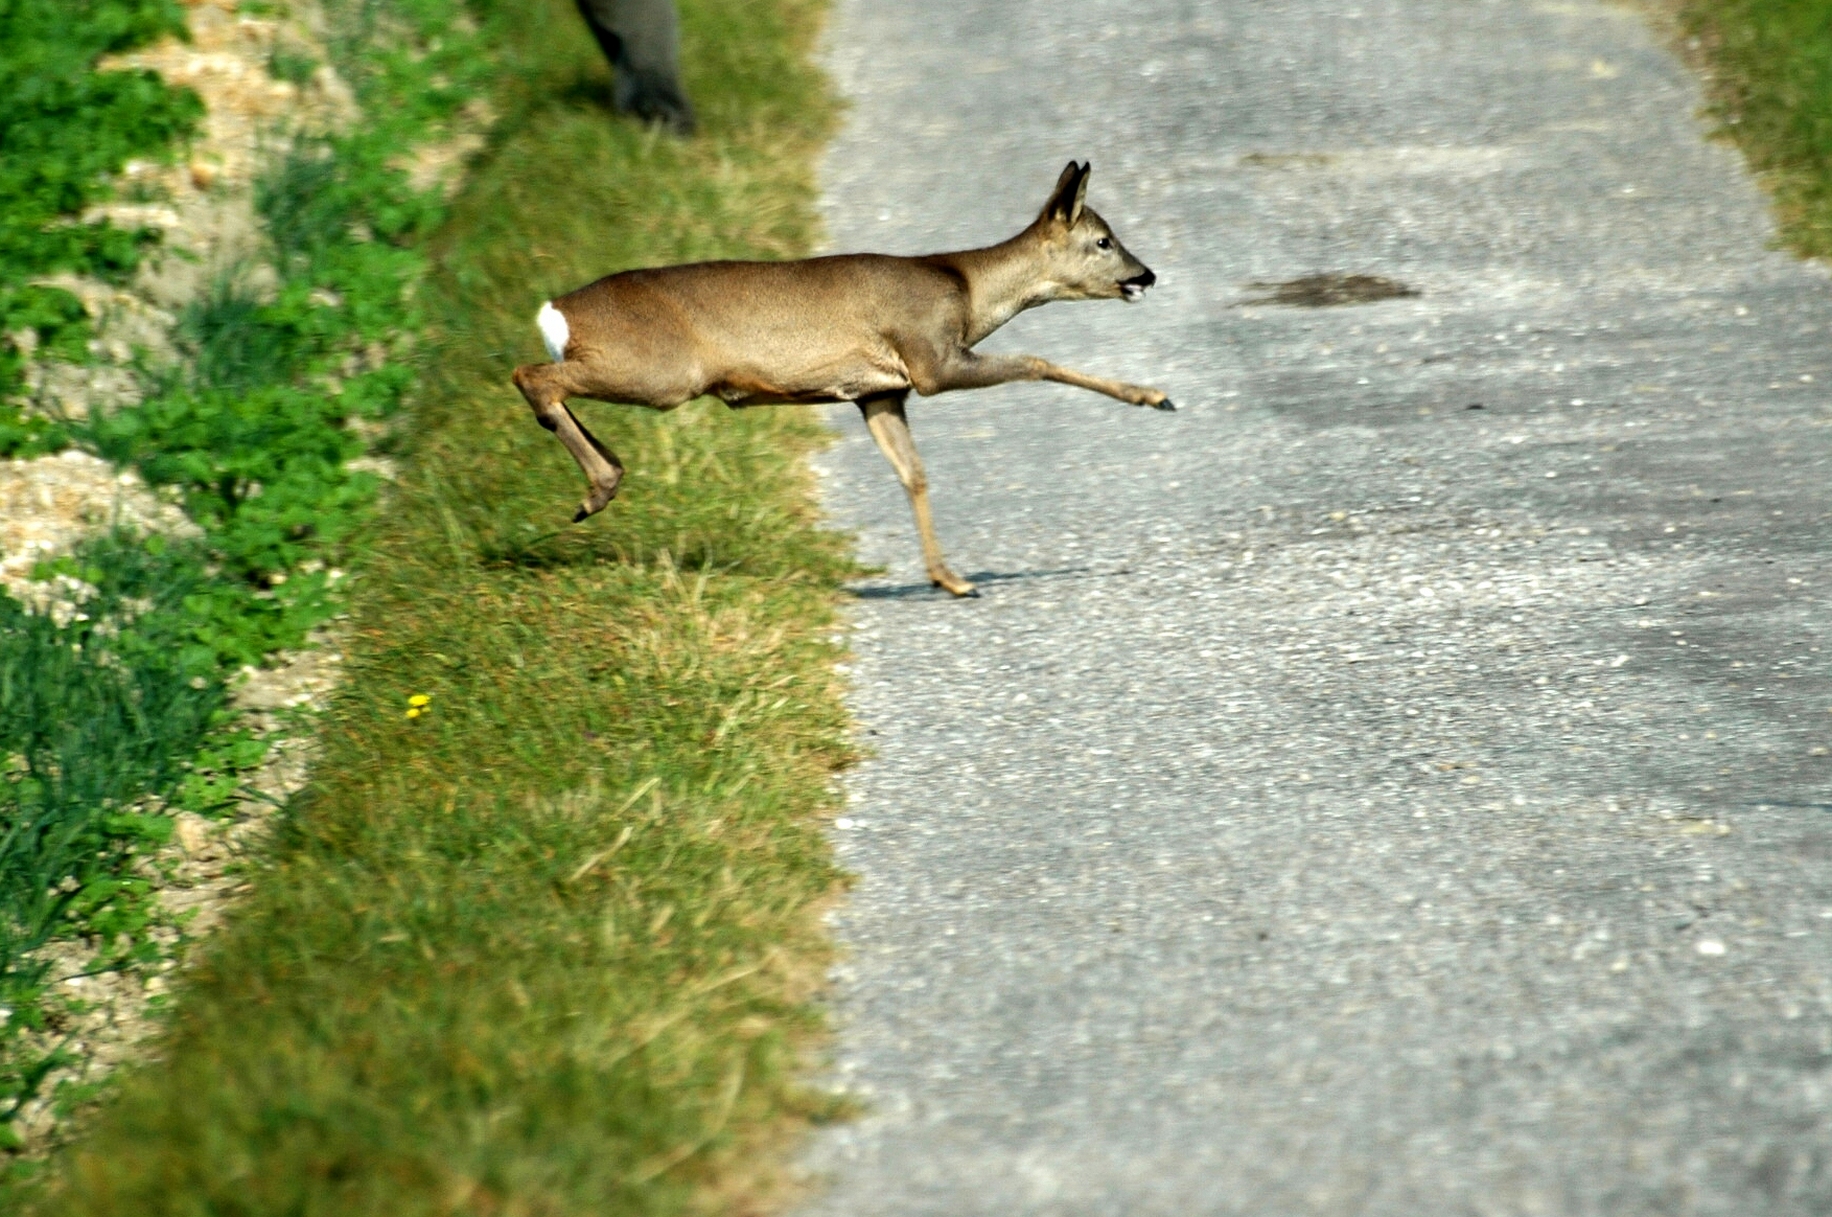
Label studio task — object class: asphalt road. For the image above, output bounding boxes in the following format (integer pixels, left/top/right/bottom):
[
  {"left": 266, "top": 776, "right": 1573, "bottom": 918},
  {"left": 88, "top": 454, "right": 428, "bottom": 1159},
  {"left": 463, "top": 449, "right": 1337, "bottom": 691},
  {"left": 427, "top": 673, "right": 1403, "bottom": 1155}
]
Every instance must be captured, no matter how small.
[{"left": 801, "top": 2, "right": 1832, "bottom": 1213}]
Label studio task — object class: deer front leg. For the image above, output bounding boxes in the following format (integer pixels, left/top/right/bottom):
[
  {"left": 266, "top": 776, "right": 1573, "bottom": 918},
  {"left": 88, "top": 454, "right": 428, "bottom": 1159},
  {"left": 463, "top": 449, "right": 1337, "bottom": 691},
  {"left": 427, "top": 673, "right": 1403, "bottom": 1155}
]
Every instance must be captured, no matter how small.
[
  {"left": 913, "top": 350, "right": 1174, "bottom": 411},
  {"left": 858, "top": 394, "right": 977, "bottom": 598},
  {"left": 512, "top": 362, "right": 626, "bottom": 521},
  {"left": 1035, "top": 358, "right": 1175, "bottom": 410}
]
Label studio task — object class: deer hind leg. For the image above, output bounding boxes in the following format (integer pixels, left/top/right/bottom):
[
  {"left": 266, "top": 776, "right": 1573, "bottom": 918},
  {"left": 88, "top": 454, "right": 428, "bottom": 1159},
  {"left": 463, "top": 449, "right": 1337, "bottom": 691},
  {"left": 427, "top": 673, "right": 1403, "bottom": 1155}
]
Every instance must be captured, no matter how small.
[
  {"left": 512, "top": 360, "right": 626, "bottom": 522},
  {"left": 858, "top": 393, "right": 976, "bottom": 598}
]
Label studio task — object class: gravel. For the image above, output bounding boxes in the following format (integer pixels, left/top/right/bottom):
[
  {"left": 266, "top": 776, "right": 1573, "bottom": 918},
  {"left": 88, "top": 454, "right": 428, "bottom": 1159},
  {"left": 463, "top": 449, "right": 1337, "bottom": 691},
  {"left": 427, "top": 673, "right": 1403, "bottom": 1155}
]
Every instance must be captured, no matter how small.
[{"left": 800, "top": 0, "right": 1832, "bottom": 1213}]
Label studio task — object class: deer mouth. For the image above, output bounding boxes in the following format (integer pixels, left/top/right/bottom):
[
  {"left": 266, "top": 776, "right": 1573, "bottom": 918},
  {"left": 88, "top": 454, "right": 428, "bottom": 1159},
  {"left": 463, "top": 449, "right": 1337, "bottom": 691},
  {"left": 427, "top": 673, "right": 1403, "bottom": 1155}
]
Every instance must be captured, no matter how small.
[{"left": 1120, "top": 269, "right": 1157, "bottom": 302}]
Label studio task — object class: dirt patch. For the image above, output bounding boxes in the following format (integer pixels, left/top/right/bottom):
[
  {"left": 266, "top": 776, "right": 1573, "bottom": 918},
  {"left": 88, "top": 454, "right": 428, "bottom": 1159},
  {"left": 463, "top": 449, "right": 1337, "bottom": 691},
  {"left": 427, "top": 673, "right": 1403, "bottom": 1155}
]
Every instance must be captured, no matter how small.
[
  {"left": 1238, "top": 272, "right": 1421, "bottom": 307},
  {"left": 0, "top": 451, "right": 194, "bottom": 612}
]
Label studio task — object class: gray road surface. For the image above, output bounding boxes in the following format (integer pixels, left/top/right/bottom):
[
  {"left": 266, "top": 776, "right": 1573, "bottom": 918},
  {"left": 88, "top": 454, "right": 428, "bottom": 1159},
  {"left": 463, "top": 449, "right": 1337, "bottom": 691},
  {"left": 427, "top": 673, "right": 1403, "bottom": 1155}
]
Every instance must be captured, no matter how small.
[{"left": 802, "top": 1, "right": 1832, "bottom": 1213}]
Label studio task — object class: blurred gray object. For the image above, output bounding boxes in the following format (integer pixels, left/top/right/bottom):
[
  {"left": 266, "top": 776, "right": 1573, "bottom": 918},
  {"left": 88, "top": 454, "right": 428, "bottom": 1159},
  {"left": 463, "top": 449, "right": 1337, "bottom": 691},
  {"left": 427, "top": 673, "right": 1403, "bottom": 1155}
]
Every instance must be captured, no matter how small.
[{"left": 573, "top": 0, "right": 694, "bottom": 134}]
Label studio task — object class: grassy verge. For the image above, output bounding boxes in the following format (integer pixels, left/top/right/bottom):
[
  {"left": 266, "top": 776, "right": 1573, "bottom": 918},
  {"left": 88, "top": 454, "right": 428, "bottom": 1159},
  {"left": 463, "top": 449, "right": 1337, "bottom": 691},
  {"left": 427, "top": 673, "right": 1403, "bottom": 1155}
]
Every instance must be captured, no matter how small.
[
  {"left": 1677, "top": 0, "right": 1832, "bottom": 257},
  {"left": 0, "top": 0, "right": 216, "bottom": 1126},
  {"left": 32, "top": 0, "right": 857, "bottom": 1211},
  {"left": 0, "top": 2, "right": 213, "bottom": 1098},
  {"left": 0, "top": 0, "right": 491, "bottom": 1140}
]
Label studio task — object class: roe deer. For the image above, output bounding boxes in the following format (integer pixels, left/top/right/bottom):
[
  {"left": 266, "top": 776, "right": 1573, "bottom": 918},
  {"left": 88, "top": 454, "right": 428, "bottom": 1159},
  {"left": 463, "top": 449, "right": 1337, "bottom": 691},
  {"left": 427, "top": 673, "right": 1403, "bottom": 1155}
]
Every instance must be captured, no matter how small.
[{"left": 511, "top": 161, "right": 1170, "bottom": 597}]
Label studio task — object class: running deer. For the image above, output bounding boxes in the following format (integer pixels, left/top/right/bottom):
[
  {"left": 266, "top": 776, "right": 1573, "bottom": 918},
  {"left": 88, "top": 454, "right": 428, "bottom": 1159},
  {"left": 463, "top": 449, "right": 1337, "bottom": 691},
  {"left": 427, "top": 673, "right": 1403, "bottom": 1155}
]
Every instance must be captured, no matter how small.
[{"left": 511, "top": 161, "right": 1170, "bottom": 597}]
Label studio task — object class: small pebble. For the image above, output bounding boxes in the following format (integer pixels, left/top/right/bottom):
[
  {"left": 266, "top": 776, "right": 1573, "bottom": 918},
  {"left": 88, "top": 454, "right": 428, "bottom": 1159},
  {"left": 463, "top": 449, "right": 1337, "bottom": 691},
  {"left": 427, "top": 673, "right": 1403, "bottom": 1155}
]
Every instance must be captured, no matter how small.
[{"left": 173, "top": 813, "right": 211, "bottom": 855}]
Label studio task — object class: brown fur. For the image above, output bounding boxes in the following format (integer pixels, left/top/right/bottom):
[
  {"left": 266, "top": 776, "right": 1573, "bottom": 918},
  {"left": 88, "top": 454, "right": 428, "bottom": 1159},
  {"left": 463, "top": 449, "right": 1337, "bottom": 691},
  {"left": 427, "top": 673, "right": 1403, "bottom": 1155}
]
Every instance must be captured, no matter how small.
[{"left": 512, "top": 161, "right": 1169, "bottom": 597}]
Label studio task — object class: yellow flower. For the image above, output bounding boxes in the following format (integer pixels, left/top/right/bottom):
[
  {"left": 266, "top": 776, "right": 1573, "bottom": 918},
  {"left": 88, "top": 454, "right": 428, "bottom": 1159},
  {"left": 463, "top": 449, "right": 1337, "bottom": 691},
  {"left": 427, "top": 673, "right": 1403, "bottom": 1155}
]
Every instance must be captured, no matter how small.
[
  {"left": 408, "top": 693, "right": 432, "bottom": 708},
  {"left": 406, "top": 707, "right": 422, "bottom": 719}
]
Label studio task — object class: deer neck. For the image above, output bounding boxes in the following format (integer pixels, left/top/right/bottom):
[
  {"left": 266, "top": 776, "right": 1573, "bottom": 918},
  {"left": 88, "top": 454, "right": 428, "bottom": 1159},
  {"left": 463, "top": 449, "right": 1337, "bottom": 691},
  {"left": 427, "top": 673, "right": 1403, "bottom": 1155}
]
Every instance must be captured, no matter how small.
[{"left": 950, "top": 227, "right": 1059, "bottom": 347}]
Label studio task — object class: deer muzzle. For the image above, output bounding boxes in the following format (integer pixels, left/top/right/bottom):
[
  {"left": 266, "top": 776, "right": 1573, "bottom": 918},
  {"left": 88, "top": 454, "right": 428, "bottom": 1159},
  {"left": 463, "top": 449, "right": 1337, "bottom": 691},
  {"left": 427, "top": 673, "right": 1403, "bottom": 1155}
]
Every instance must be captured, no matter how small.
[{"left": 1121, "top": 267, "right": 1157, "bottom": 302}]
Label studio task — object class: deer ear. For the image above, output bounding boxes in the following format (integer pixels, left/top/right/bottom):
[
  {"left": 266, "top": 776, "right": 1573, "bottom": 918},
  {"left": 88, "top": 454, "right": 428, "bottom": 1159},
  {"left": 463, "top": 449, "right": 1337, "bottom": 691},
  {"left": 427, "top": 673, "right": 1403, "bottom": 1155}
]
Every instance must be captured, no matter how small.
[{"left": 1042, "top": 161, "right": 1090, "bottom": 226}]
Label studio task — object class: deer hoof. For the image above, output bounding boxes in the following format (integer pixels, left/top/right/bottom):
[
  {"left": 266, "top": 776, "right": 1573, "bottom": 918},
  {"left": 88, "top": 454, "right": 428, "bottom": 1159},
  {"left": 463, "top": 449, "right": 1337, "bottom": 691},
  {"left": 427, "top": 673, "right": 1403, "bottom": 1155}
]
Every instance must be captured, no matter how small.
[
  {"left": 933, "top": 573, "right": 979, "bottom": 598},
  {"left": 1152, "top": 397, "right": 1176, "bottom": 412},
  {"left": 572, "top": 481, "right": 621, "bottom": 523}
]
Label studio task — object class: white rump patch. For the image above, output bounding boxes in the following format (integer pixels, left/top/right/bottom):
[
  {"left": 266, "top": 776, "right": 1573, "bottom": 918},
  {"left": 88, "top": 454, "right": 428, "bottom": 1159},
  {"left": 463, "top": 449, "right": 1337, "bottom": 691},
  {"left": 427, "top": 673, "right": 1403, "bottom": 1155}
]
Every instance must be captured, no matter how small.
[{"left": 536, "top": 301, "right": 570, "bottom": 363}]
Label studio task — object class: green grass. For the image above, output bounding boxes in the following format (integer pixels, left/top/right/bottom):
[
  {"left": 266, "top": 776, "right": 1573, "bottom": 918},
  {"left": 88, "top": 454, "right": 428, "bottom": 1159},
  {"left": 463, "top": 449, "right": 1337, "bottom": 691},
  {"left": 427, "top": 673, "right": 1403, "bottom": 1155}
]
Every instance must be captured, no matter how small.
[
  {"left": 0, "top": 535, "right": 224, "bottom": 1126},
  {"left": 30, "top": 0, "right": 857, "bottom": 1211},
  {"left": 1680, "top": 0, "right": 1832, "bottom": 256},
  {"left": 87, "top": 0, "right": 495, "bottom": 668},
  {"left": 0, "top": 0, "right": 202, "bottom": 455}
]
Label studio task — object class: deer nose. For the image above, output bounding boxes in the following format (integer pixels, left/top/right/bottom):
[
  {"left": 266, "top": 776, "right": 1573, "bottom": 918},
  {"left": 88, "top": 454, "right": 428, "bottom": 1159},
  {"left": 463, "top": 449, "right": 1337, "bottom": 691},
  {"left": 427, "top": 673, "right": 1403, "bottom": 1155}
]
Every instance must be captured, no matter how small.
[{"left": 1128, "top": 267, "right": 1157, "bottom": 288}]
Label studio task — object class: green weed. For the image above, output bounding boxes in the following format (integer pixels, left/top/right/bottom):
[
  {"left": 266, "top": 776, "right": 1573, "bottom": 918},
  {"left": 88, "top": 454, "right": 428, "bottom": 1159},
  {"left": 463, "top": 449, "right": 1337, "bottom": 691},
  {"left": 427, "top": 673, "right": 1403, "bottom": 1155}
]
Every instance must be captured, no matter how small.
[
  {"left": 0, "top": 0, "right": 202, "bottom": 449},
  {"left": 88, "top": 100, "right": 481, "bottom": 664},
  {"left": 266, "top": 47, "right": 318, "bottom": 89}
]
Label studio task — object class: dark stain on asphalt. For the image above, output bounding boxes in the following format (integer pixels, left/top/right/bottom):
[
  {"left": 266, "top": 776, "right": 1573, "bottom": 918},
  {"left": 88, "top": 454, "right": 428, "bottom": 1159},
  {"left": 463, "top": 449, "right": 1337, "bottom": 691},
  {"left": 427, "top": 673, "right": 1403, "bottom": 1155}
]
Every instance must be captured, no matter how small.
[{"left": 1240, "top": 272, "right": 1421, "bottom": 307}]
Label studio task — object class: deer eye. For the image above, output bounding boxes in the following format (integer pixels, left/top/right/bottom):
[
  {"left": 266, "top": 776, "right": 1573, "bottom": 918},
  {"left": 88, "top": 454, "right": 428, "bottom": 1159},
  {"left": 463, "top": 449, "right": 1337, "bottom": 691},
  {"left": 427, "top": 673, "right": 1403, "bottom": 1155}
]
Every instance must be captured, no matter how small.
[{"left": 1096, "top": 237, "right": 1112, "bottom": 250}]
